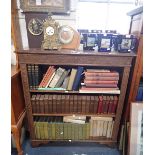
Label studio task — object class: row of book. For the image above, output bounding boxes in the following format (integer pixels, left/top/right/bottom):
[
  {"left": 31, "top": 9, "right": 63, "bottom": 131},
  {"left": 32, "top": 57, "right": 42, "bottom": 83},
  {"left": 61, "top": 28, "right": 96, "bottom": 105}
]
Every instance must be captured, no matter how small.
[
  {"left": 31, "top": 94, "right": 118, "bottom": 114},
  {"left": 80, "top": 69, "right": 119, "bottom": 93},
  {"left": 33, "top": 116, "right": 114, "bottom": 140},
  {"left": 38, "top": 66, "right": 84, "bottom": 91},
  {"left": 27, "top": 65, "right": 40, "bottom": 89}
]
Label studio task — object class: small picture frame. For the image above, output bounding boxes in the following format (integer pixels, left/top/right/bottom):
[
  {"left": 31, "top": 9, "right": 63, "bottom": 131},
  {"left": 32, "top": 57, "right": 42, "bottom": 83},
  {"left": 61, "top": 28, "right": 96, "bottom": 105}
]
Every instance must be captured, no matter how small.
[
  {"left": 20, "top": 0, "right": 70, "bottom": 14},
  {"left": 129, "top": 102, "right": 143, "bottom": 155}
]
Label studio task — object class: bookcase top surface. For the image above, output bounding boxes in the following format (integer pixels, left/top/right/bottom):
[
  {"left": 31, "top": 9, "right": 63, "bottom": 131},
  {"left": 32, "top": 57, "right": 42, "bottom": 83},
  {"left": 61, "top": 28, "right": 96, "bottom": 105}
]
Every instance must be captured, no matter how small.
[{"left": 17, "top": 48, "right": 136, "bottom": 57}]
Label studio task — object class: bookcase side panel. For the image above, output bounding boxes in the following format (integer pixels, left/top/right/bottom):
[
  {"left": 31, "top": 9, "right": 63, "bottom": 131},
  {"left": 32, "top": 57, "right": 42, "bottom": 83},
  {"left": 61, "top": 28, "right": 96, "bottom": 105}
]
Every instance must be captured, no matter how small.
[
  {"left": 112, "top": 66, "right": 131, "bottom": 140},
  {"left": 20, "top": 64, "right": 35, "bottom": 139}
]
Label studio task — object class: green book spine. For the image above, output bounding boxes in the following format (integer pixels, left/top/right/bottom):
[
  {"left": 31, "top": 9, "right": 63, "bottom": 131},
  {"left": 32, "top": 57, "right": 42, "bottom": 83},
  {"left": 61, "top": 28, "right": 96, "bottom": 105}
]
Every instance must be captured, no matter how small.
[
  {"left": 48, "top": 123, "right": 52, "bottom": 140},
  {"left": 86, "top": 123, "right": 90, "bottom": 140},
  {"left": 44, "top": 122, "right": 49, "bottom": 139},
  {"left": 74, "top": 124, "right": 79, "bottom": 140},
  {"left": 34, "top": 121, "right": 37, "bottom": 139},
  {"left": 40, "top": 122, "right": 45, "bottom": 140},
  {"left": 71, "top": 123, "right": 75, "bottom": 140},
  {"left": 51, "top": 123, "right": 56, "bottom": 140},
  {"left": 59, "top": 123, "right": 64, "bottom": 139},
  {"left": 67, "top": 123, "right": 72, "bottom": 139},
  {"left": 78, "top": 124, "right": 83, "bottom": 140},
  {"left": 63, "top": 123, "right": 68, "bottom": 140},
  {"left": 36, "top": 121, "right": 40, "bottom": 139},
  {"left": 55, "top": 123, "right": 60, "bottom": 140},
  {"left": 82, "top": 124, "right": 86, "bottom": 140}
]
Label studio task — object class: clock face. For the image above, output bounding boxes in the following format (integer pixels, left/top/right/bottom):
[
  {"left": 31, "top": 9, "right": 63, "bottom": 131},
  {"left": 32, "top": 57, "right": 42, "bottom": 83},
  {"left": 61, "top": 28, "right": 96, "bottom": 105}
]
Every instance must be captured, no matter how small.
[
  {"left": 28, "top": 18, "right": 43, "bottom": 35},
  {"left": 46, "top": 26, "right": 55, "bottom": 36},
  {"left": 58, "top": 26, "right": 74, "bottom": 44}
]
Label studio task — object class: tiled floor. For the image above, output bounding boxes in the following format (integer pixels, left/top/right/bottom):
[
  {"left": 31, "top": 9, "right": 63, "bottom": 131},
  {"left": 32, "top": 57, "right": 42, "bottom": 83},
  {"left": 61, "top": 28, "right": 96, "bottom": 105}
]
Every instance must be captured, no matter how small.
[{"left": 12, "top": 139, "right": 121, "bottom": 155}]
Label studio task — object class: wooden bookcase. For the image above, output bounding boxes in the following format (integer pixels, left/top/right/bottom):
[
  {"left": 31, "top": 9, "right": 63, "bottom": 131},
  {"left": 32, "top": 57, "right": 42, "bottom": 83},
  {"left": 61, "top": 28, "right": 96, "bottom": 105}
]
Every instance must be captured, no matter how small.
[{"left": 17, "top": 49, "right": 135, "bottom": 147}]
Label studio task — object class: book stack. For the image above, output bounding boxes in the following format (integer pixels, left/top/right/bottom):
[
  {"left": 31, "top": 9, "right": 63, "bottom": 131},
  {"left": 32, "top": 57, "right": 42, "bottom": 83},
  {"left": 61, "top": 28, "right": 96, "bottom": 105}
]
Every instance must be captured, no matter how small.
[
  {"left": 80, "top": 69, "right": 120, "bottom": 94},
  {"left": 90, "top": 117, "right": 114, "bottom": 138},
  {"left": 34, "top": 116, "right": 90, "bottom": 140},
  {"left": 38, "top": 66, "right": 84, "bottom": 91}
]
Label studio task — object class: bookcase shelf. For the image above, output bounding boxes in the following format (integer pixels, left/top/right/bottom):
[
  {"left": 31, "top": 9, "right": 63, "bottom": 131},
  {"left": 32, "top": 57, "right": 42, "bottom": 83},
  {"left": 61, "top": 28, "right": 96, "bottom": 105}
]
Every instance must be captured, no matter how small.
[
  {"left": 18, "top": 49, "right": 136, "bottom": 147},
  {"left": 30, "top": 89, "right": 120, "bottom": 94},
  {"left": 32, "top": 113, "right": 116, "bottom": 118}
]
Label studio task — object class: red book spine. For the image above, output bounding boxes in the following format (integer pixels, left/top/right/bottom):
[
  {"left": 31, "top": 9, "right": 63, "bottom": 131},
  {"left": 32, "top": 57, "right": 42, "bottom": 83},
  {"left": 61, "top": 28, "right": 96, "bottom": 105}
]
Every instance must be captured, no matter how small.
[
  {"left": 111, "top": 96, "right": 118, "bottom": 114},
  {"left": 108, "top": 96, "right": 114, "bottom": 114},
  {"left": 103, "top": 96, "right": 110, "bottom": 114},
  {"left": 85, "top": 72, "right": 119, "bottom": 77},
  {"left": 84, "top": 80, "right": 118, "bottom": 84},
  {"left": 97, "top": 96, "right": 103, "bottom": 113}
]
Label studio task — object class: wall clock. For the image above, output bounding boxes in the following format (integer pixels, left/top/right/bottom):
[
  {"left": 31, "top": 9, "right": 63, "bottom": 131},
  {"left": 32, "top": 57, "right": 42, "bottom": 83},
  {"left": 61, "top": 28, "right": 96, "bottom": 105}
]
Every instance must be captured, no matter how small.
[
  {"left": 41, "top": 13, "right": 61, "bottom": 50},
  {"left": 28, "top": 18, "right": 43, "bottom": 35}
]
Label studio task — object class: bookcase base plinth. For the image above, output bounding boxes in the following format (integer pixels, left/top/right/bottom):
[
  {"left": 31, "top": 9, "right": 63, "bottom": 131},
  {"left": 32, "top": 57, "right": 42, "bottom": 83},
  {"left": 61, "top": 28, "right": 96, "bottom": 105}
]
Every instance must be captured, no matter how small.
[{"left": 31, "top": 139, "right": 117, "bottom": 147}]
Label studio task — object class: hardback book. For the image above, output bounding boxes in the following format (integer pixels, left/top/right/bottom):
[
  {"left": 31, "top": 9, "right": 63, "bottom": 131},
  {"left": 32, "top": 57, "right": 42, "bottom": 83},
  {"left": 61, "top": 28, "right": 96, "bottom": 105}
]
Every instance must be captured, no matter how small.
[
  {"left": 34, "top": 65, "right": 39, "bottom": 89},
  {"left": 86, "top": 123, "right": 90, "bottom": 139},
  {"left": 56, "top": 95, "right": 61, "bottom": 113},
  {"left": 52, "top": 95, "right": 57, "bottom": 113},
  {"left": 81, "top": 96, "right": 86, "bottom": 113},
  {"left": 94, "top": 96, "right": 99, "bottom": 113},
  {"left": 102, "top": 121, "right": 108, "bottom": 137},
  {"left": 97, "top": 96, "right": 103, "bottom": 113},
  {"left": 39, "top": 95, "right": 44, "bottom": 114},
  {"left": 55, "top": 69, "right": 70, "bottom": 88},
  {"left": 79, "top": 86, "right": 120, "bottom": 94},
  {"left": 63, "top": 123, "right": 68, "bottom": 139},
  {"left": 77, "top": 95, "right": 82, "bottom": 113},
  {"left": 78, "top": 124, "right": 83, "bottom": 140},
  {"left": 85, "top": 76, "right": 119, "bottom": 81},
  {"left": 84, "top": 80, "right": 118, "bottom": 85},
  {"left": 106, "top": 121, "right": 113, "bottom": 138},
  {"left": 49, "top": 67, "right": 65, "bottom": 88},
  {"left": 84, "top": 83, "right": 118, "bottom": 88},
  {"left": 103, "top": 96, "right": 110, "bottom": 114},
  {"left": 39, "top": 66, "right": 55, "bottom": 88},
  {"left": 36, "top": 95, "right": 41, "bottom": 113},
  {"left": 61, "top": 95, "right": 65, "bottom": 113},
  {"left": 48, "top": 95, "right": 53, "bottom": 113},
  {"left": 67, "top": 68, "right": 78, "bottom": 90},
  {"left": 31, "top": 95, "right": 36, "bottom": 113},
  {"left": 84, "top": 71, "right": 119, "bottom": 77},
  {"left": 85, "top": 69, "right": 110, "bottom": 73},
  {"left": 31, "top": 65, "right": 35, "bottom": 89},
  {"left": 61, "top": 76, "right": 70, "bottom": 90},
  {"left": 108, "top": 96, "right": 114, "bottom": 114},
  {"left": 27, "top": 65, "right": 33, "bottom": 89},
  {"left": 44, "top": 94, "right": 49, "bottom": 113},
  {"left": 74, "top": 124, "right": 79, "bottom": 140},
  {"left": 67, "top": 123, "right": 72, "bottom": 139},
  {"left": 102, "top": 96, "right": 106, "bottom": 113},
  {"left": 90, "top": 96, "right": 95, "bottom": 113},
  {"left": 65, "top": 95, "right": 70, "bottom": 113},
  {"left": 73, "top": 95, "right": 78, "bottom": 113},
  {"left": 86, "top": 96, "right": 90, "bottom": 113},
  {"left": 111, "top": 95, "right": 118, "bottom": 114},
  {"left": 72, "top": 66, "right": 84, "bottom": 91},
  {"left": 64, "top": 115, "right": 86, "bottom": 120},
  {"left": 69, "top": 95, "right": 74, "bottom": 113},
  {"left": 63, "top": 118, "right": 85, "bottom": 124},
  {"left": 45, "top": 70, "right": 56, "bottom": 88},
  {"left": 43, "top": 117, "right": 49, "bottom": 139},
  {"left": 91, "top": 116, "right": 113, "bottom": 121},
  {"left": 71, "top": 123, "right": 75, "bottom": 140}
]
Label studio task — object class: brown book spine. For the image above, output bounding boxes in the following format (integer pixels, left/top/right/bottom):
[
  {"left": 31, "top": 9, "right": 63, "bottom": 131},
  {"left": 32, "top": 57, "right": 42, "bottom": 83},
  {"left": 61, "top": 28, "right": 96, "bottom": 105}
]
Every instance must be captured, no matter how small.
[
  {"left": 104, "top": 96, "right": 110, "bottom": 114},
  {"left": 81, "top": 96, "right": 86, "bottom": 113},
  {"left": 36, "top": 95, "right": 40, "bottom": 113},
  {"left": 86, "top": 96, "right": 90, "bottom": 113},
  {"left": 108, "top": 96, "right": 114, "bottom": 114},
  {"left": 111, "top": 96, "right": 118, "bottom": 114},
  {"left": 94, "top": 96, "right": 98, "bottom": 114},
  {"left": 77, "top": 95, "right": 82, "bottom": 113},
  {"left": 61, "top": 95, "right": 65, "bottom": 113},
  {"left": 85, "top": 83, "right": 118, "bottom": 88},
  {"left": 73, "top": 95, "right": 78, "bottom": 113},
  {"left": 97, "top": 96, "right": 103, "bottom": 113},
  {"left": 52, "top": 95, "right": 57, "bottom": 113},
  {"left": 69, "top": 95, "right": 74, "bottom": 113},
  {"left": 49, "top": 95, "right": 52, "bottom": 113},
  {"left": 40, "top": 95, "right": 44, "bottom": 114},
  {"left": 65, "top": 95, "right": 70, "bottom": 113},
  {"left": 85, "top": 76, "right": 119, "bottom": 81},
  {"left": 44, "top": 95, "right": 49, "bottom": 113},
  {"left": 102, "top": 96, "right": 106, "bottom": 113},
  {"left": 56, "top": 95, "right": 62, "bottom": 113},
  {"left": 31, "top": 95, "right": 36, "bottom": 113},
  {"left": 85, "top": 72, "right": 119, "bottom": 77},
  {"left": 90, "top": 96, "right": 95, "bottom": 113}
]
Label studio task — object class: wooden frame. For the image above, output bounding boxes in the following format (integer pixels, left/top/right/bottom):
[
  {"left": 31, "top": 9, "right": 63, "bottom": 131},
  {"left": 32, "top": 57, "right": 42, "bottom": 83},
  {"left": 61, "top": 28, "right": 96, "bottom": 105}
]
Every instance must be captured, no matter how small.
[
  {"left": 20, "top": 0, "right": 70, "bottom": 14},
  {"left": 128, "top": 102, "right": 143, "bottom": 155}
]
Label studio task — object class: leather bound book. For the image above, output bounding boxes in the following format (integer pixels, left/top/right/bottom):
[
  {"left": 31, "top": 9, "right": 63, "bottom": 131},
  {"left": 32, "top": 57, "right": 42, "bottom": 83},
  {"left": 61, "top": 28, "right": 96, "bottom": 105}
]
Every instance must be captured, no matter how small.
[
  {"left": 27, "top": 65, "right": 33, "bottom": 89},
  {"left": 67, "top": 123, "right": 72, "bottom": 140},
  {"left": 43, "top": 117, "right": 49, "bottom": 139},
  {"left": 65, "top": 95, "right": 70, "bottom": 113},
  {"left": 103, "top": 96, "right": 110, "bottom": 114},
  {"left": 74, "top": 124, "right": 79, "bottom": 140},
  {"left": 48, "top": 95, "right": 53, "bottom": 113},
  {"left": 31, "top": 65, "right": 35, "bottom": 89},
  {"left": 94, "top": 96, "right": 98, "bottom": 114},
  {"left": 36, "top": 95, "right": 41, "bottom": 113},
  {"left": 52, "top": 95, "right": 57, "bottom": 113},
  {"left": 85, "top": 71, "right": 119, "bottom": 77},
  {"left": 108, "top": 96, "right": 114, "bottom": 114},
  {"left": 86, "top": 96, "right": 90, "bottom": 113},
  {"left": 67, "top": 68, "right": 77, "bottom": 90},
  {"left": 85, "top": 83, "right": 118, "bottom": 88},
  {"left": 90, "top": 96, "right": 95, "bottom": 113},
  {"left": 112, "top": 96, "right": 118, "bottom": 114},
  {"left": 69, "top": 95, "right": 74, "bottom": 113},
  {"left": 77, "top": 95, "right": 82, "bottom": 113},
  {"left": 97, "top": 96, "right": 103, "bottom": 113},
  {"left": 73, "top": 95, "right": 78, "bottom": 113},
  {"left": 44, "top": 94, "right": 49, "bottom": 113},
  {"left": 85, "top": 76, "right": 119, "bottom": 81},
  {"left": 49, "top": 67, "right": 65, "bottom": 88},
  {"left": 31, "top": 95, "right": 36, "bottom": 113},
  {"left": 71, "top": 123, "right": 75, "bottom": 140},
  {"left": 63, "top": 123, "right": 68, "bottom": 140},
  {"left": 81, "top": 96, "right": 86, "bottom": 113},
  {"left": 102, "top": 96, "right": 106, "bottom": 113},
  {"left": 72, "top": 66, "right": 84, "bottom": 91},
  {"left": 56, "top": 95, "right": 62, "bottom": 113},
  {"left": 84, "top": 80, "right": 118, "bottom": 85},
  {"left": 40, "top": 95, "right": 44, "bottom": 114},
  {"left": 86, "top": 123, "right": 90, "bottom": 140},
  {"left": 61, "top": 95, "right": 66, "bottom": 113},
  {"left": 34, "top": 65, "right": 39, "bottom": 89},
  {"left": 50, "top": 117, "right": 56, "bottom": 140}
]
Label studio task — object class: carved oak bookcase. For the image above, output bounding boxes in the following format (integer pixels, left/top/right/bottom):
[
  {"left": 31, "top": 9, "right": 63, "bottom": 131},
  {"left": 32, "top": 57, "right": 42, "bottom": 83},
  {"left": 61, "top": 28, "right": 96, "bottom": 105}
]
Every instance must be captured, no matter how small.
[{"left": 17, "top": 49, "right": 136, "bottom": 147}]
